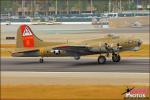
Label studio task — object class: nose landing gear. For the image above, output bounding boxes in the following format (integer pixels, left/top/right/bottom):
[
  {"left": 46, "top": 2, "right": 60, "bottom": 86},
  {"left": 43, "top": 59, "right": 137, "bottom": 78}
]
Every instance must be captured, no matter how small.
[{"left": 97, "top": 53, "right": 121, "bottom": 64}]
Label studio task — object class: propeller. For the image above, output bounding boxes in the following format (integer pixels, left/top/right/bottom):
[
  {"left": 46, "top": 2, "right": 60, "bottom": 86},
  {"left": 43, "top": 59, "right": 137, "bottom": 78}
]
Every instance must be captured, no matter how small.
[
  {"left": 137, "top": 39, "right": 142, "bottom": 47},
  {"left": 104, "top": 43, "right": 121, "bottom": 51},
  {"left": 104, "top": 43, "right": 112, "bottom": 57},
  {"left": 117, "top": 43, "right": 122, "bottom": 50},
  {"left": 103, "top": 43, "right": 122, "bottom": 56}
]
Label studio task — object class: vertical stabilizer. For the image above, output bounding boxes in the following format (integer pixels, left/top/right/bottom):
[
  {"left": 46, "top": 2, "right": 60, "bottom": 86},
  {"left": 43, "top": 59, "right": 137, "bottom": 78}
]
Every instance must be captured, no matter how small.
[{"left": 16, "top": 24, "right": 44, "bottom": 48}]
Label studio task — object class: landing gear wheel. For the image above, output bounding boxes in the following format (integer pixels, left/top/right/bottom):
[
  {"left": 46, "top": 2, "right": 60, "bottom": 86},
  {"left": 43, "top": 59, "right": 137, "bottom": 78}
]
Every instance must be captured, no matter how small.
[
  {"left": 74, "top": 56, "right": 80, "bottom": 60},
  {"left": 39, "top": 58, "right": 44, "bottom": 63},
  {"left": 112, "top": 54, "right": 120, "bottom": 62},
  {"left": 98, "top": 56, "right": 106, "bottom": 64}
]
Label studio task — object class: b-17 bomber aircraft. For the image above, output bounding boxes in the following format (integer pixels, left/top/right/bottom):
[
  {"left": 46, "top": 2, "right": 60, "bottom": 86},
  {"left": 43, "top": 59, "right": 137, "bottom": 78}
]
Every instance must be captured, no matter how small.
[{"left": 11, "top": 24, "right": 142, "bottom": 64}]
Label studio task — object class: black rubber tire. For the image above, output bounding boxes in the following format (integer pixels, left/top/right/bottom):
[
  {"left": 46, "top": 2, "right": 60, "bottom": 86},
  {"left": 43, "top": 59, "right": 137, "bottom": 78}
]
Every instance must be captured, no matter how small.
[
  {"left": 74, "top": 56, "right": 80, "bottom": 60},
  {"left": 98, "top": 56, "right": 106, "bottom": 64},
  {"left": 112, "top": 54, "right": 120, "bottom": 62}
]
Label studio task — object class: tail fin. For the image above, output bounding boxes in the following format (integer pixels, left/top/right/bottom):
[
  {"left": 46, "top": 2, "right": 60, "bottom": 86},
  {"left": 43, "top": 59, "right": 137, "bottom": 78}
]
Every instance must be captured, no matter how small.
[{"left": 16, "top": 24, "right": 43, "bottom": 48}]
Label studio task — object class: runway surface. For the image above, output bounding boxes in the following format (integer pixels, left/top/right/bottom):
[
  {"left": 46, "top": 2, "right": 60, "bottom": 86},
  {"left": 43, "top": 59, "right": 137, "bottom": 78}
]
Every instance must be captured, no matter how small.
[{"left": 1, "top": 57, "right": 149, "bottom": 73}]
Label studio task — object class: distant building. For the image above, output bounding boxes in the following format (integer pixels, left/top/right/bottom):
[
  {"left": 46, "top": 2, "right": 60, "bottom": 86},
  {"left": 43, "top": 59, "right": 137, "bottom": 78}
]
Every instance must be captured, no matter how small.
[{"left": 1, "top": 0, "right": 149, "bottom": 17}]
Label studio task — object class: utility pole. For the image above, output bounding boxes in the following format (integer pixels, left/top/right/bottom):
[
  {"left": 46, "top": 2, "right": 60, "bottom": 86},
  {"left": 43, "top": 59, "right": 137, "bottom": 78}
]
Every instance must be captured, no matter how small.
[
  {"left": 22, "top": 0, "right": 25, "bottom": 17},
  {"left": 31, "top": 0, "right": 32, "bottom": 17},
  {"left": 33, "top": 0, "right": 36, "bottom": 17},
  {"left": 128, "top": 0, "right": 130, "bottom": 11},
  {"left": 136, "top": 0, "right": 138, "bottom": 16},
  {"left": 46, "top": 0, "right": 48, "bottom": 16},
  {"left": 109, "top": 0, "right": 111, "bottom": 13},
  {"left": 78, "top": 0, "right": 81, "bottom": 14},
  {"left": 90, "top": 0, "right": 93, "bottom": 14},
  {"left": 115, "top": 0, "right": 117, "bottom": 12},
  {"left": 120, "top": 0, "right": 122, "bottom": 12},
  {"left": 66, "top": 0, "right": 69, "bottom": 14},
  {"left": 55, "top": 0, "right": 58, "bottom": 15}
]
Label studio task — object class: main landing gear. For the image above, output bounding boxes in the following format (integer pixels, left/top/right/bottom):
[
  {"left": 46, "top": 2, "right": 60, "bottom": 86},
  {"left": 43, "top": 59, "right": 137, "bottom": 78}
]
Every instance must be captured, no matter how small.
[
  {"left": 98, "top": 53, "right": 121, "bottom": 64},
  {"left": 39, "top": 57, "right": 44, "bottom": 63},
  {"left": 112, "top": 54, "right": 120, "bottom": 62},
  {"left": 98, "top": 55, "right": 106, "bottom": 64}
]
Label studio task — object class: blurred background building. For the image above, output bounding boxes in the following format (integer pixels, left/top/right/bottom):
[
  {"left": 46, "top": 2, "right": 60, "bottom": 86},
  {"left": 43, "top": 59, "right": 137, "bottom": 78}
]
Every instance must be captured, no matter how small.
[{"left": 1, "top": 0, "right": 149, "bottom": 22}]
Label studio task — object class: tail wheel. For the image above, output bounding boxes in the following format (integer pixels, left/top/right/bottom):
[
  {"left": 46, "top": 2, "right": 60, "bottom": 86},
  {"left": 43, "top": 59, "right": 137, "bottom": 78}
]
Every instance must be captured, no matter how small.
[
  {"left": 74, "top": 56, "right": 80, "bottom": 60},
  {"left": 39, "top": 58, "right": 44, "bottom": 63},
  {"left": 98, "top": 56, "right": 106, "bottom": 64},
  {"left": 112, "top": 54, "right": 120, "bottom": 62}
]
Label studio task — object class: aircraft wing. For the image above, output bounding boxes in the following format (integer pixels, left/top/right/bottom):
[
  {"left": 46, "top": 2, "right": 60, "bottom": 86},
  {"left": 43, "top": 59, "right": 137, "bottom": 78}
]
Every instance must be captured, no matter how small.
[
  {"left": 13, "top": 49, "right": 39, "bottom": 53},
  {"left": 52, "top": 44, "right": 122, "bottom": 57},
  {"left": 52, "top": 45, "right": 95, "bottom": 56}
]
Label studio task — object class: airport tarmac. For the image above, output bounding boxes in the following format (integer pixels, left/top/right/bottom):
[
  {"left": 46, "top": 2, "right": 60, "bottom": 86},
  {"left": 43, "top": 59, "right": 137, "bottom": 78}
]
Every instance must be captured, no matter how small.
[
  {"left": 1, "top": 57, "right": 149, "bottom": 73},
  {"left": 1, "top": 25, "right": 149, "bottom": 44},
  {"left": 1, "top": 24, "right": 149, "bottom": 34}
]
